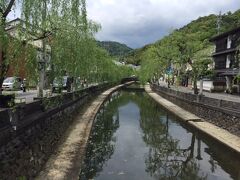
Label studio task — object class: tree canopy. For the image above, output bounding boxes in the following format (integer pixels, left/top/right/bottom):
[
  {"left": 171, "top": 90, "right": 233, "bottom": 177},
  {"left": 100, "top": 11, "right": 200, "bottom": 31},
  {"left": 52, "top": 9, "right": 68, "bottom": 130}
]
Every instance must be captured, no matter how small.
[
  {"left": 0, "top": 0, "right": 133, "bottom": 95},
  {"left": 125, "top": 10, "right": 240, "bottom": 85}
]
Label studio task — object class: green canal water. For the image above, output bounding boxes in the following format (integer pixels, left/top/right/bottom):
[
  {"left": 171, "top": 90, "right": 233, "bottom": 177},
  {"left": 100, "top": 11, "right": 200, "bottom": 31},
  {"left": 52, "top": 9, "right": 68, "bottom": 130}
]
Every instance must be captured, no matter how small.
[{"left": 80, "top": 91, "right": 240, "bottom": 180}]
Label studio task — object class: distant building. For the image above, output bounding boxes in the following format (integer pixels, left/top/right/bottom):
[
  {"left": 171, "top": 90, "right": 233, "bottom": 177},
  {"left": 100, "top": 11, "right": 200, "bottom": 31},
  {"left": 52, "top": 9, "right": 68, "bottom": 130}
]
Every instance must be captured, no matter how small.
[
  {"left": 210, "top": 26, "right": 240, "bottom": 92},
  {"left": 113, "top": 60, "right": 141, "bottom": 71}
]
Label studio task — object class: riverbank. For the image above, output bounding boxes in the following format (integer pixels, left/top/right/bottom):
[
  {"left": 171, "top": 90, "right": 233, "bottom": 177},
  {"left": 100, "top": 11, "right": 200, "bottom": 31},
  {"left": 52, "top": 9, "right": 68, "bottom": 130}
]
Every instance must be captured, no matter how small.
[
  {"left": 37, "top": 82, "right": 133, "bottom": 180},
  {"left": 145, "top": 85, "right": 240, "bottom": 155},
  {"left": 151, "top": 83, "right": 240, "bottom": 137},
  {"left": 0, "top": 83, "right": 115, "bottom": 178}
]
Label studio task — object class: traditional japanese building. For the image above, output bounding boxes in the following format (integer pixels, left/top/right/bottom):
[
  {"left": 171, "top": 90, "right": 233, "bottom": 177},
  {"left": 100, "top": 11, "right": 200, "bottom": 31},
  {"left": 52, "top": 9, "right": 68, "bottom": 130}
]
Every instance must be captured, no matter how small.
[{"left": 210, "top": 27, "right": 240, "bottom": 93}]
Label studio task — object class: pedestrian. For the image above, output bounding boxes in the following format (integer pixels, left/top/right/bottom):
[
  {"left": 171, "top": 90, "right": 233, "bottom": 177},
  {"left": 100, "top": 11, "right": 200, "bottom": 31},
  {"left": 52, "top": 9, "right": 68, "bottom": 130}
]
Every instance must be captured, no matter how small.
[
  {"left": 84, "top": 78, "right": 88, "bottom": 87},
  {"left": 22, "top": 78, "right": 27, "bottom": 92},
  {"left": 66, "top": 77, "right": 72, "bottom": 92}
]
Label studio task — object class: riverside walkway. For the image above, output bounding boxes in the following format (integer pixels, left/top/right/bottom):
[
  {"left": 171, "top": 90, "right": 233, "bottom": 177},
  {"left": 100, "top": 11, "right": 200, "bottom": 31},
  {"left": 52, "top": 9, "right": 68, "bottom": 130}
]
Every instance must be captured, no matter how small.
[
  {"left": 145, "top": 85, "right": 240, "bottom": 155},
  {"left": 158, "top": 81, "right": 240, "bottom": 103}
]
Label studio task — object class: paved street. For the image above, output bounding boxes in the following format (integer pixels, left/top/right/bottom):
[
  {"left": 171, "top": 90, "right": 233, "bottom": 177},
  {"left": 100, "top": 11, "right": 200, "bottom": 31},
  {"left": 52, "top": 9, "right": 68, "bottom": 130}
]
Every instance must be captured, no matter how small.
[
  {"left": 157, "top": 81, "right": 240, "bottom": 103},
  {"left": 3, "top": 90, "right": 45, "bottom": 104},
  {"left": 1, "top": 83, "right": 100, "bottom": 105}
]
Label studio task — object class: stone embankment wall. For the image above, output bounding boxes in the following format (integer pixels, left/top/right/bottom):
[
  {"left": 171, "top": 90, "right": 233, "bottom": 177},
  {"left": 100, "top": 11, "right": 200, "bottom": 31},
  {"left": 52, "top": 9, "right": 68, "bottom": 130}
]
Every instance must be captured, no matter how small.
[
  {"left": 37, "top": 83, "right": 131, "bottom": 180},
  {"left": 151, "top": 84, "right": 240, "bottom": 137},
  {"left": 0, "top": 83, "right": 112, "bottom": 179}
]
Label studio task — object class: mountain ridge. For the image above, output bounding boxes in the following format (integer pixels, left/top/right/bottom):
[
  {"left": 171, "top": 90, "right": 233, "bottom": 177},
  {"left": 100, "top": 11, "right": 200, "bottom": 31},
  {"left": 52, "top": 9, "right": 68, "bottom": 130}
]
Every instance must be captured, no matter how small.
[{"left": 97, "top": 41, "right": 133, "bottom": 57}]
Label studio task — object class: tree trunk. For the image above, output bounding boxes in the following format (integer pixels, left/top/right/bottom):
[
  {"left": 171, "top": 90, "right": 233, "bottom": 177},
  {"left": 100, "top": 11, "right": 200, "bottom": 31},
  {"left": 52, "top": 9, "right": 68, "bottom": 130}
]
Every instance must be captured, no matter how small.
[
  {"left": 0, "top": 20, "right": 4, "bottom": 95},
  {"left": 38, "top": 1, "right": 47, "bottom": 98},
  {"left": 167, "top": 74, "right": 170, "bottom": 88},
  {"left": 0, "top": 45, "right": 7, "bottom": 95},
  {"left": 190, "top": 135, "right": 196, "bottom": 158},
  {"left": 199, "top": 79, "right": 203, "bottom": 95},
  {"left": 0, "top": 77, "right": 3, "bottom": 95},
  {"left": 193, "top": 78, "right": 198, "bottom": 95},
  {"left": 0, "top": 48, "right": 3, "bottom": 95},
  {"left": 225, "top": 76, "right": 232, "bottom": 93},
  {"left": 196, "top": 138, "right": 202, "bottom": 160}
]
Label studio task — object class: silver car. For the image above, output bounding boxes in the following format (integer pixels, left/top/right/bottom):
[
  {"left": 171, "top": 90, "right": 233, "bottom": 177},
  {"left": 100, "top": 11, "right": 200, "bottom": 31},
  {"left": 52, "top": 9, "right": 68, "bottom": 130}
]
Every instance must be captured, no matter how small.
[
  {"left": 52, "top": 76, "right": 68, "bottom": 93},
  {"left": 2, "top": 77, "right": 22, "bottom": 91}
]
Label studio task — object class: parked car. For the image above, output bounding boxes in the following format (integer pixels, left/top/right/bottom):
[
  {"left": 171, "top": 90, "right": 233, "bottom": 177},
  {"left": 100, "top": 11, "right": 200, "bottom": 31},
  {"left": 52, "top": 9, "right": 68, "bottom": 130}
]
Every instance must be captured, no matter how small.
[
  {"left": 194, "top": 77, "right": 226, "bottom": 92},
  {"left": 1, "top": 77, "right": 22, "bottom": 91},
  {"left": 52, "top": 76, "right": 71, "bottom": 93}
]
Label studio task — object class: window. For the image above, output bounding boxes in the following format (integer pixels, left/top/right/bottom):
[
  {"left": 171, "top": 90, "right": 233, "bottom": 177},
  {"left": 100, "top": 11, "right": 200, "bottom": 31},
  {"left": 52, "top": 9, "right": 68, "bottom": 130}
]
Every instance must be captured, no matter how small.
[
  {"left": 226, "top": 55, "right": 231, "bottom": 68},
  {"left": 227, "top": 35, "right": 232, "bottom": 49}
]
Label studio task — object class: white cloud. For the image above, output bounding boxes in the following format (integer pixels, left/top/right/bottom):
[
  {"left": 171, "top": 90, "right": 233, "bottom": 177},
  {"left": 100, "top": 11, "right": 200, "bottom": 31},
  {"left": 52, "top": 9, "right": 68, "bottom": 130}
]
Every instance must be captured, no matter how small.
[{"left": 87, "top": 0, "right": 240, "bottom": 48}]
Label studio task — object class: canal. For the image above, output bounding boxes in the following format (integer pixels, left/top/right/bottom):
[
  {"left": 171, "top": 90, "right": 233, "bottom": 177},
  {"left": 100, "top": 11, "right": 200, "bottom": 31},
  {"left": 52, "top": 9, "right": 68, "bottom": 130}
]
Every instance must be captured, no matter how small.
[{"left": 80, "top": 90, "right": 240, "bottom": 180}]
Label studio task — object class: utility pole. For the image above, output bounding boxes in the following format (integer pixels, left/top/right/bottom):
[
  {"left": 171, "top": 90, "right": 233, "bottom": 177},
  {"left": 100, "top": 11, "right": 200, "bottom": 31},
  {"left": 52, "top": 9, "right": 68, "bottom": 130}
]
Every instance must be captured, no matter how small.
[
  {"left": 38, "top": 1, "right": 47, "bottom": 97},
  {"left": 217, "top": 11, "right": 222, "bottom": 35}
]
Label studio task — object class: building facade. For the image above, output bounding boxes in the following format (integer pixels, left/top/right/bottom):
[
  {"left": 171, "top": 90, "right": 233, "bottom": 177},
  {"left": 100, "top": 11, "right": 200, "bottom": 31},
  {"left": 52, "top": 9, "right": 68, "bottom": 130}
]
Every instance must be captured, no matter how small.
[
  {"left": 5, "top": 18, "right": 52, "bottom": 87},
  {"left": 210, "top": 27, "right": 240, "bottom": 93}
]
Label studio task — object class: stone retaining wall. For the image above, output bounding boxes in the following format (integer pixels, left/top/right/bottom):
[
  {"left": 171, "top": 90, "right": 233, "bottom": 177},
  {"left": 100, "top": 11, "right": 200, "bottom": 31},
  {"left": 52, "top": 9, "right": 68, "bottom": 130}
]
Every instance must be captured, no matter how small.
[
  {"left": 37, "top": 83, "right": 130, "bottom": 180},
  {"left": 151, "top": 84, "right": 240, "bottom": 137},
  {"left": 0, "top": 83, "right": 112, "bottom": 179}
]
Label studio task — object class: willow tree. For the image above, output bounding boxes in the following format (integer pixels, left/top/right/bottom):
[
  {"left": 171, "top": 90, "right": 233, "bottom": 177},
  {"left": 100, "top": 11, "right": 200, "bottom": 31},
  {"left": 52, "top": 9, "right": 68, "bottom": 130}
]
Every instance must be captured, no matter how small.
[
  {"left": 190, "top": 45, "right": 214, "bottom": 94},
  {"left": 0, "top": 0, "right": 20, "bottom": 95},
  {"left": 22, "top": 0, "right": 128, "bottom": 93},
  {"left": 138, "top": 46, "right": 164, "bottom": 83},
  {"left": 1, "top": 0, "right": 129, "bottom": 97},
  {"left": 50, "top": 15, "right": 129, "bottom": 87},
  {"left": 20, "top": 0, "right": 96, "bottom": 96},
  {"left": 138, "top": 35, "right": 181, "bottom": 84}
]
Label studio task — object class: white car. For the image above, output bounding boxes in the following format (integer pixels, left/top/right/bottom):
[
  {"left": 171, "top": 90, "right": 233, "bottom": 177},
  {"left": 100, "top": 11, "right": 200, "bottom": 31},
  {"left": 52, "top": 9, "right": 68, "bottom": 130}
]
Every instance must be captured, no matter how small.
[{"left": 2, "top": 77, "right": 22, "bottom": 91}]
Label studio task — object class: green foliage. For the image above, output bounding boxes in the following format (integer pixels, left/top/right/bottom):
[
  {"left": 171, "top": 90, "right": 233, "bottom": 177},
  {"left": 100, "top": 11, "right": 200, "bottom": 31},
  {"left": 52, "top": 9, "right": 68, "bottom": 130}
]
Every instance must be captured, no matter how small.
[
  {"left": 130, "top": 9, "right": 240, "bottom": 83},
  {"left": 21, "top": 0, "right": 133, "bottom": 85},
  {"left": 137, "top": 46, "right": 166, "bottom": 83},
  {"left": 0, "top": 0, "right": 133, "bottom": 94},
  {"left": 123, "top": 44, "right": 152, "bottom": 65},
  {"left": 97, "top": 41, "right": 132, "bottom": 58},
  {"left": 0, "top": 4, "right": 38, "bottom": 94},
  {"left": 191, "top": 45, "right": 214, "bottom": 79}
]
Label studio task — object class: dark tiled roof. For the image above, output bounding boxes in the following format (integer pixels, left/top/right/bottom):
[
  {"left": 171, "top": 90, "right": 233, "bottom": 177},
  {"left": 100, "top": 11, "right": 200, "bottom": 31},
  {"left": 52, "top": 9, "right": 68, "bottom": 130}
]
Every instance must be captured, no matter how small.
[{"left": 210, "top": 26, "right": 240, "bottom": 42}]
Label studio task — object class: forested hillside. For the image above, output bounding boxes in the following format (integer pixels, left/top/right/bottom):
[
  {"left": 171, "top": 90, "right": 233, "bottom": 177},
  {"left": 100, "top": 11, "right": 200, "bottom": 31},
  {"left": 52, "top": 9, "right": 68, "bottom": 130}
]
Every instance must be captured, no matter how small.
[
  {"left": 124, "top": 10, "right": 240, "bottom": 65},
  {"left": 97, "top": 41, "right": 133, "bottom": 57}
]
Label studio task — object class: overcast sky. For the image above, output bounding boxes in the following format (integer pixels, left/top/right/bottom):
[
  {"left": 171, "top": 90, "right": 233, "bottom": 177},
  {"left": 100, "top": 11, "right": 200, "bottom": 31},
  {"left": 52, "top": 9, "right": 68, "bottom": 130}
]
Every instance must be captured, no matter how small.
[{"left": 87, "top": 0, "right": 240, "bottom": 48}]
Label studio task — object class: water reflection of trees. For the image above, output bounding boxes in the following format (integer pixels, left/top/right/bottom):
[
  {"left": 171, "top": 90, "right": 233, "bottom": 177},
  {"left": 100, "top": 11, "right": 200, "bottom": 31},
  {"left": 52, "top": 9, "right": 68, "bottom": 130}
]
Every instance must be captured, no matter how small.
[
  {"left": 80, "top": 92, "right": 147, "bottom": 179},
  {"left": 80, "top": 91, "right": 208, "bottom": 180},
  {"left": 137, "top": 94, "right": 207, "bottom": 180},
  {"left": 79, "top": 93, "right": 121, "bottom": 179},
  {"left": 80, "top": 92, "right": 144, "bottom": 179}
]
